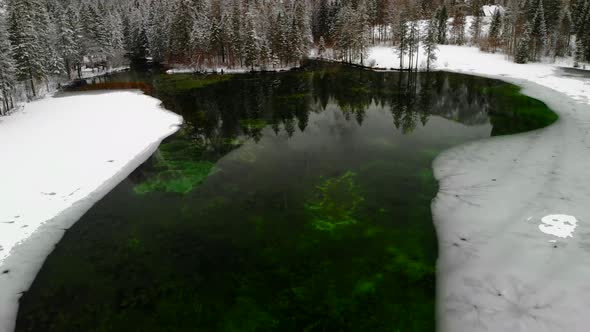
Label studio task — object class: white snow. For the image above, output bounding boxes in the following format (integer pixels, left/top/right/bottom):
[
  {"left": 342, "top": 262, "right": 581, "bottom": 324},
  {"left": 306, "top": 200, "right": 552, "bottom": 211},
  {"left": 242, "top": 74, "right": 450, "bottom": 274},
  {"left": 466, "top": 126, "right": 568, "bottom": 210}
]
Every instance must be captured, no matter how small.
[
  {"left": 539, "top": 214, "right": 578, "bottom": 239},
  {"left": 362, "top": 44, "right": 590, "bottom": 331},
  {"left": 0, "top": 91, "right": 182, "bottom": 332},
  {"left": 481, "top": 5, "right": 505, "bottom": 17}
]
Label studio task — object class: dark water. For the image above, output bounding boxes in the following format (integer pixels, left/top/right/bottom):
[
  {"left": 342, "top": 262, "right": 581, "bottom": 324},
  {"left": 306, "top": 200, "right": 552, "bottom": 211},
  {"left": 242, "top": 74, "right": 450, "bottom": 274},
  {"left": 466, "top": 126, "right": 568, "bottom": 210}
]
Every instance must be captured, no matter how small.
[{"left": 16, "top": 63, "right": 556, "bottom": 332}]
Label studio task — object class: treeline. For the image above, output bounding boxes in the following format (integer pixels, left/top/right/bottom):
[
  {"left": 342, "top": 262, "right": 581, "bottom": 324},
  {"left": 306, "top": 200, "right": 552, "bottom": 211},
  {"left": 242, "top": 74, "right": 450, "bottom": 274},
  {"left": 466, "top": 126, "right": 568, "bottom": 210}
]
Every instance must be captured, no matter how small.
[
  {"left": 0, "top": 0, "right": 312, "bottom": 114},
  {"left": 0, "top": 0, "right": 589, "bottom": 114}
]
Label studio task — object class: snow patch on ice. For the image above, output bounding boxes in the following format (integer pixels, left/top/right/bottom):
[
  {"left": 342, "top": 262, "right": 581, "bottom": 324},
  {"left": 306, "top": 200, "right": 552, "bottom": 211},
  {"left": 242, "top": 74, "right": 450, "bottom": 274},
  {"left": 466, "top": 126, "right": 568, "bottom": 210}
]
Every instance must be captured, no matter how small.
[
  {"left": 0, "top": 91, "right": 182, "bottom": 332},
  {"left": 539, "top": 214, "right": 578, "bottom": 239}
]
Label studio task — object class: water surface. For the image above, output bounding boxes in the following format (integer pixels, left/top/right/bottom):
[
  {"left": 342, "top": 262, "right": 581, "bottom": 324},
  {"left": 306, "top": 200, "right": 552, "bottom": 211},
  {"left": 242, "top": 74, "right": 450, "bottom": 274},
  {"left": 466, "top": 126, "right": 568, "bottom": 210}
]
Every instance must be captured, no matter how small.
[{"left": 16, "top": 63, "right": 556, "bottom": 331}]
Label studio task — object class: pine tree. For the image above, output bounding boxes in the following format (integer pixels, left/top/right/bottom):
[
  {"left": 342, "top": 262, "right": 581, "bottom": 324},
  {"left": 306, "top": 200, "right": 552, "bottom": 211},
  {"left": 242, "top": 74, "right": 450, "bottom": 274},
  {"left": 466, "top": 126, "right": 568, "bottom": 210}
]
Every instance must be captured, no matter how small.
[
  {"left": 396, "top": 9, "right": 409, "bottom": 69},
  {"left": 436, "top": 5, "right": 448, "bottom": 44},
  {"left": 488, "top": 7, "right": 503, "bottom": 52},
  {"left": 423, "top": 13, "right": 438, "bottom": 71},
  {"left": 407, "top": 8, "right": 420, "bottom": 70},
  {"left": 530, "top": 0, "right": 549, "bottom": 61}
]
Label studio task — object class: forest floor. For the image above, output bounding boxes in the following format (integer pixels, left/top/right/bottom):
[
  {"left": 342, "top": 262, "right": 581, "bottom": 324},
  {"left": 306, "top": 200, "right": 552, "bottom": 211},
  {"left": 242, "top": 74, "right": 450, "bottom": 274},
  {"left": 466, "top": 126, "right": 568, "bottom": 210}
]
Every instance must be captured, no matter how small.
[
  {"left": 366, "top": 44, "right": 590, "bottom": 331},
  {"left": 0, "top": 91, "right": 182, "bottom": 332}
]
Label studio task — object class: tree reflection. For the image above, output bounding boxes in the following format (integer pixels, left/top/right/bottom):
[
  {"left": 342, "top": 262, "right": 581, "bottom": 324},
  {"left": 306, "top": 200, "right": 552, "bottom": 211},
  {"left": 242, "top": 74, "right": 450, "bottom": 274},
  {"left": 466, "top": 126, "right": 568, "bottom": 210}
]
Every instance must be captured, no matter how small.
[{"left": 147, "top": 61, "right": 508, "bottom": 155}]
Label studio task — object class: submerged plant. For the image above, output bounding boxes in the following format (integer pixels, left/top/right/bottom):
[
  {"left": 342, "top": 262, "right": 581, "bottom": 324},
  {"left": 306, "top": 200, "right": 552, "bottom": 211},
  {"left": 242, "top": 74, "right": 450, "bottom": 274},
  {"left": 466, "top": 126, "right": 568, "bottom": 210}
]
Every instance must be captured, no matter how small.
[
  {"left": 305, "top": 172, "right": 364, "bottom": 232},
  {"left": 134, "top": 138, "right": 219, "bottom": 194}
]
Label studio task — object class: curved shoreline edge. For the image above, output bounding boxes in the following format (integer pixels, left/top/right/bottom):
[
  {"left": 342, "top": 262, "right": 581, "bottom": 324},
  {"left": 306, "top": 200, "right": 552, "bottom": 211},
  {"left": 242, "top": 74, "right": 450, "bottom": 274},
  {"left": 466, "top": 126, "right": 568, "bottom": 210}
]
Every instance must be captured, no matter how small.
[
  {"left": 432, "top": 75, "right": 590, "bottom": 331},
  {"left": 0, "top": 91, "right": 183, "bottom": 332}
]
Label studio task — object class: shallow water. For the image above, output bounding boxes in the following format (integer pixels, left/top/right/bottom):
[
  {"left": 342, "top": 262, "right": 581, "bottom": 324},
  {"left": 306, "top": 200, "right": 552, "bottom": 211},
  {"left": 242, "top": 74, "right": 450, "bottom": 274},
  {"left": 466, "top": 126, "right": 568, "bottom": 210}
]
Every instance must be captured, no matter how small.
[{"left": 15, "top": 63, "right": 556, "bottom": 331}]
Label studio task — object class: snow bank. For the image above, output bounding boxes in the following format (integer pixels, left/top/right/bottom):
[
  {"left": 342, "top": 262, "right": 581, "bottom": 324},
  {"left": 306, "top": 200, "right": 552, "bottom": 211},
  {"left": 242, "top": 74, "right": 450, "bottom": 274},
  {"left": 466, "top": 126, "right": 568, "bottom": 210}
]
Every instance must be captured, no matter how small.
[
  {"left": 0, "top": 91, "right": 182, "bottom": 332},
  {"left": 367, "top": 44, "right": 590, "bottom": 331}
]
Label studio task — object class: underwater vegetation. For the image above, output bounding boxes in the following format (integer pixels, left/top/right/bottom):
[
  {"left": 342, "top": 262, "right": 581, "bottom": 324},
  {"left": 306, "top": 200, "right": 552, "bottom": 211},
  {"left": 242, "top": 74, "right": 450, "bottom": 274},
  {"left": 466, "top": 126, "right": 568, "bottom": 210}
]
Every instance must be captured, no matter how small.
[
  {"left": 134, "top": 136, "right": 219, "bottom": 194},
  {"left": 154, "top": 73, "right": 232, "bottom": 94},
  {"left": 305, "top": 172, "right": 364, "bottom": 232}
]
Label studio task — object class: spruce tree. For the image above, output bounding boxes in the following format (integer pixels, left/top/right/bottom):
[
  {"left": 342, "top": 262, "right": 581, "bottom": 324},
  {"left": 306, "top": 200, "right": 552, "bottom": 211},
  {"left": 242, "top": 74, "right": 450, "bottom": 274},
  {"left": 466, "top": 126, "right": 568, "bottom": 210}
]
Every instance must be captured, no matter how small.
[
  {"left": 0, "top": 17, "right": 16, "bottom": 114},
  {"left": 8, "top": 0, "right": 47, "bottom": 96},
  {"left": 488, "top": 8, "right": 502, "bottom": 52}
]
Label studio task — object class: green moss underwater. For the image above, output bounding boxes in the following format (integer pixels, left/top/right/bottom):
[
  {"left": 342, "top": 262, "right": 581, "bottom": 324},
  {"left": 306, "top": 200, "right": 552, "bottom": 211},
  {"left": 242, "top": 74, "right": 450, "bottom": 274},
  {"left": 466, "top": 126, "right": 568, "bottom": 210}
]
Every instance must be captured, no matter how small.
[
  {"left": 155, "top": 73, "right": 232, "bottom": 93},
  {"left": 305, "top": 171, "right": 364, "bottom": 232},
  {"left": 133, "top": 135, "right": 219, "bottom": 194}
]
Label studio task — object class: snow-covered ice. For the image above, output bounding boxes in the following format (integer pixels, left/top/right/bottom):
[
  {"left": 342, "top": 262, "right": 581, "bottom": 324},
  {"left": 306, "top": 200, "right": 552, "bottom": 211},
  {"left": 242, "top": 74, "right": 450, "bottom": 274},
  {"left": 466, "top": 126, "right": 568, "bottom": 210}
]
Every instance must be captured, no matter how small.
[
  {"left": 365, "top": 45, "right": 590, "bottom": 331},
  {"left": 0, "top": 91, "right": 182, "bottom": 332}
]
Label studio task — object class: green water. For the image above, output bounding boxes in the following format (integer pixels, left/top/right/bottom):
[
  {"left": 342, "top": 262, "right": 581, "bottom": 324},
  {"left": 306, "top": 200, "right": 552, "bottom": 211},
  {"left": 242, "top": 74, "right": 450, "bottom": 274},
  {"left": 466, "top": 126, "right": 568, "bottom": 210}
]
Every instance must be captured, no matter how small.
[{"left": 16, "top": 62, "right": 556, "bottom": 332}]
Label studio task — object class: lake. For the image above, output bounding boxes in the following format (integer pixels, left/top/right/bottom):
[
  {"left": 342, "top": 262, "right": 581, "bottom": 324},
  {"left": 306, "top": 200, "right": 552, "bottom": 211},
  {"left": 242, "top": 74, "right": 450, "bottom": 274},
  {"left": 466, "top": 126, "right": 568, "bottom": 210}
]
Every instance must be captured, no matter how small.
[{"left": 16, "top": 62, "right": 556, "bottom": 331}]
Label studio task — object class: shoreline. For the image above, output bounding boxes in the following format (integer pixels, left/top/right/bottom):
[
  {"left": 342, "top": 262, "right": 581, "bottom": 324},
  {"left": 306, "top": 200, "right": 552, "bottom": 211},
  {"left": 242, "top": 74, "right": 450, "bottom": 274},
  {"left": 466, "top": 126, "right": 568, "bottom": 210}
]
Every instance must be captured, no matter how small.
[{"left": 0, "top": 91, "right": 182, "bottom": 332}]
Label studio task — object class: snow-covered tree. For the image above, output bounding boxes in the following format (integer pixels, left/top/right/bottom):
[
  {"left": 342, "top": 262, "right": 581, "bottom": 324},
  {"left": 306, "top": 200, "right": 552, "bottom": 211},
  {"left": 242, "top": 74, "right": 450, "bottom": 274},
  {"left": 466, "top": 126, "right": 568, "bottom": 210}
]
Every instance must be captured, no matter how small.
[
  {"left": 554, "top": 6, "right": 573, "bottom": 57},
  {"left": 146, "top": 0, "right": 171, "bottom": 64},
  {"left": 530, "top": 0, "right": 548, "bottom": 60},
  {"left": 7, "top": 0, "right": 48, "bottom": 96},
  {"left": 0, "top": 16, "right": 16, "bottom": 114},
  {"left": 515, "top": 23, "right": 531, "bottom": 63}
]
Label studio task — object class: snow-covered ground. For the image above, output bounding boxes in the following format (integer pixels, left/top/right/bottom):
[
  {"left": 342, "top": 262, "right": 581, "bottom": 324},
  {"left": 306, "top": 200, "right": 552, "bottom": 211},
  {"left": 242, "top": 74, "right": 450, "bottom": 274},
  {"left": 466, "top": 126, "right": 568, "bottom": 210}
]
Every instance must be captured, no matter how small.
[
  {"left": 368, "top": 45, "right": 590, "bottom": 331},
  {"left": 0, "top": 91, "right": 182, "bottom": 332}
]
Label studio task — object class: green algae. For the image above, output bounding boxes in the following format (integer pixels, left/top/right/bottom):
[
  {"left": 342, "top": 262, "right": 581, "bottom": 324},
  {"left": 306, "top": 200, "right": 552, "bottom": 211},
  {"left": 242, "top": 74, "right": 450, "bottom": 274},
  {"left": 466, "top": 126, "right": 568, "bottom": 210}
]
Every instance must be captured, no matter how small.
[
  {"left": 239, "top": 118, "right": 268, "bottom": 130},
  {"left": 305, "top": 172, "right": 364, "bottom": 232},
  {"left": 134, "top": 137, "right": 219, "bottom": 194},
  {"left": 155, "top": 73, "right": 231, "bottom": 93}
]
